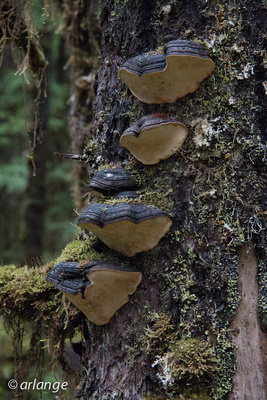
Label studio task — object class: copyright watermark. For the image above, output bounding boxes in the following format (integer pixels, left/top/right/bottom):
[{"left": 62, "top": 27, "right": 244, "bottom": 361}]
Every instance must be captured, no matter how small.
[
  {"left": 8, "top": 379, "right": 18, "bottom": 390},
  {"left": 8, "top": 378, "right": 68, "bottom": 393}
]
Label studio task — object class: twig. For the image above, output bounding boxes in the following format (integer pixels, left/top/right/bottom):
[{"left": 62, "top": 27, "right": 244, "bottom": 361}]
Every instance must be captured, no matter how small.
[{"left": 54, "top": 152, "right": 88, "bottom": 162}]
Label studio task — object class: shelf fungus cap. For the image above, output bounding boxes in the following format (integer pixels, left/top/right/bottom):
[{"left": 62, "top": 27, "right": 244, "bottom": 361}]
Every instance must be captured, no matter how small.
[
  {"left": 119, "top": 39, "right": 215, "bottom": 103},
  {"left": 46, "top": 261, "right": 142, "bottom": 325},
  {"left": 88, "top": 167, "right": 136, "bottom": 197},
  {"left": 77, "top": 203, "right": 172, "bottom": 257},
  {"left": 120, "top": 114, "right": 188, "bottom": 164}
]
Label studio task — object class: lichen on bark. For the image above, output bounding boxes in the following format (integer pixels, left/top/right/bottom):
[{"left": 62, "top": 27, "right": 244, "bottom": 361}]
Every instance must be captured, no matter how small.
[{"left": 76, "top": 0, "right": 266, "bottom": 398}]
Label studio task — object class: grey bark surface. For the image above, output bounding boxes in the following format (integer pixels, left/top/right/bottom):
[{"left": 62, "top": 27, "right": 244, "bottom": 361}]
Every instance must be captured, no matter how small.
[{"left": 229, "top": 243, "right": 267, "bottom": 400}]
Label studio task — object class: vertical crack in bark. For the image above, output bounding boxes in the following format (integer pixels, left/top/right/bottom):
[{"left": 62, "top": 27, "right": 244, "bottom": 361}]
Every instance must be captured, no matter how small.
[{"left": 229, "top": 242, "right": 267, "bottom": 400}]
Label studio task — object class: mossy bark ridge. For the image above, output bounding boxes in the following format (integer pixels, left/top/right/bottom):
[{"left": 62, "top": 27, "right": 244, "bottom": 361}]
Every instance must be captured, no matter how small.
[{"left": 77, "top": 0, "right": 266, "bottom": 398}]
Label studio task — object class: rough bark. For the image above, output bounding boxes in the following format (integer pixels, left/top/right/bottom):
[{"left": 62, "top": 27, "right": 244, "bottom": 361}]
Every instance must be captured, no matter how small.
[
  {"left": 67, "top": 1, "right": 267, "bottom": 399},
  {"left": 229, "top": 242, "right": 267, "bottom": 400}
]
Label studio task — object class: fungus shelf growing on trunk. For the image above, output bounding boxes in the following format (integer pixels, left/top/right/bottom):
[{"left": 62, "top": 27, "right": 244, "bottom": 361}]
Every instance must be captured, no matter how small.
[
  {"left": 119, "top": 39, "right": 215, "bottom": 104},
  {"left": 120, "top": 114, "right": 188, "bottom": 164},
  {"left": 46, "top": 261, "right": 142, "bottom": 325},
  {"left": 77, "top": 202, "right": 172, "bottom": 257},
  {"left": 88, "top": 167, "right": 137, "bottom": 197}
]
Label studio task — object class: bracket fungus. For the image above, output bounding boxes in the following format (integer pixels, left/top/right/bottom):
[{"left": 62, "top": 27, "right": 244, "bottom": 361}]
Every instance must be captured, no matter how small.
[
  {"left": 119, "top": 39, "right": 215, "bottom": 103},
  {"left": 115, "top": 190, "right": 138, "bottom": 199},
  {"left": 46, "top": 261, "right": 142, "bottom": 325},
  {"left": 88, "top": 167, "right": 137, "bottom": 197},
  {"left": 120, "top": 114, "right": 188, "bottom": 164},
  {"left": 77, "top": 203, "right": 172, "bottom": 257}
]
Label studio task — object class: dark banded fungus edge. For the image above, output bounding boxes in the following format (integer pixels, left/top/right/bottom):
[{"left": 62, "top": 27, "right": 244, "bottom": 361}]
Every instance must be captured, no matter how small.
[
  {"left": 77, "top": 203, "right": 172, "bottom": 257},
  {"left": 119, "top": 39, "right": 215, "bottom": 104},
  {"left": 88, "top": 167, "right": 137, "bottom": 197},
  {"left": 120, "top": 114, "right": 188, "bottom": 165},
  {"left": 46, "top": 261, "right": 142, "bottom": 325}
]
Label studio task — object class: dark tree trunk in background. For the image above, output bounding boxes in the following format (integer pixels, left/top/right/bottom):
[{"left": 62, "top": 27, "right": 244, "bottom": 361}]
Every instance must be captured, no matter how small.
[
  {"left": 62, "top": 0, "right": 101, "bottom": 210},
  {"left": 68, "top": 1, "right": 267, "bottom": 399},
  {"left": 23, "top": 84, "right": 48, "bottom": 265}
]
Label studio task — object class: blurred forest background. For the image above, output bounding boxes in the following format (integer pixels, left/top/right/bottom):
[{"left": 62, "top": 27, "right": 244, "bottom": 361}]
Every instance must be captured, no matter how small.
[
  {"left": 0, "top": 2, "right": 78, "bottom": 267},
  {"left": 0, "top": 2, "right": 85, "bottom": 398}
]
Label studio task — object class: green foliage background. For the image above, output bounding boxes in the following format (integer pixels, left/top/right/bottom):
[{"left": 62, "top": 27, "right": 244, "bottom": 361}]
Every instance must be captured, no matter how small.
[
  {"left": 0, "top": 4, "right": 78, "bottom": 265},
  {"left": 0, "top": 2, "right": 79, "bottom": 399}
]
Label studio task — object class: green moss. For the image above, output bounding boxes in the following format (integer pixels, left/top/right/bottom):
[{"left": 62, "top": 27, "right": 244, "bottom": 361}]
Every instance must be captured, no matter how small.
[
  {"left": 94, "top": 190, "right": 172, "bottom": 213},
  {"left": 177, "top": 388, "right": 213, "bottom": 400},
  {"left": 255, "top": 237, "right": 267, "bottom": 330},
  {"left": 56, "top": 237, "right": 93, "bottom": 263},
  {"left": 56, "top": 233, "right": 139, "bottom": 267},
  {"left": 0, "top": 263, "right": 57, "bottom": 316},
  {"left": 0, "top": 260, "right": 85, "bottom": 386},
  {"left": 138, "top": 189, "right": 173, "bottom": 213},
  {"left": 258, "top": 259, "right": 267, "bottom": 330},
  {"left": 145, "top": 313, "right": 177, "bottom": 352},
  {"left": 152, "top": 337, "right": 218, "bottom": 391},
  {"left": 0, "top": 264, "right": 17, "bottom": 284},
  {"left": 144, "top": 311, "right": 236, "bottom": 399},
  {"left": 211, "top": 329, "right": 236, "bottom": 399}
]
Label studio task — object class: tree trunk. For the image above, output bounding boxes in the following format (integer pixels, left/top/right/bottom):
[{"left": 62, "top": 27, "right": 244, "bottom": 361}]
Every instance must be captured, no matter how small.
[
  {"left": 62, "top": 0, "right": 101, "bottom": 210},
  {"left": 23, "top": 82, "right": 47, "bottom": 265},
  {"left": 229, "top": 242, "right": 267, "bottom": 400},
  {"left": 69, "top": 1, "right": 267, "bottom": 399}
]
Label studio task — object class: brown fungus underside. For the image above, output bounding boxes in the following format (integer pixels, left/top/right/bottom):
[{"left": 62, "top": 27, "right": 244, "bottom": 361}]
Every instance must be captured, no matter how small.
[
  {"left": 46, "top": 261, "right": 142, "bottom": 325},
  {"left": 77, "top": 203, "right": 172, "bottom": 257},
  {"left": 119, "top": 39, "right": 215, "bottom": 104},
  {"left": 120, "top": 115, "right": 188, "bottom": 164}
]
